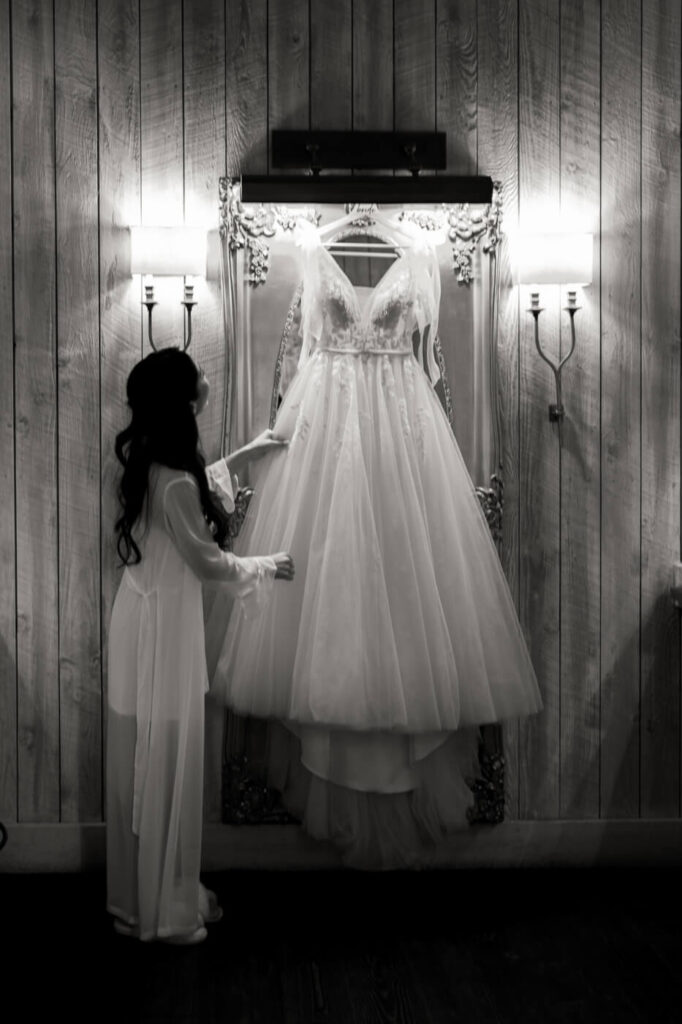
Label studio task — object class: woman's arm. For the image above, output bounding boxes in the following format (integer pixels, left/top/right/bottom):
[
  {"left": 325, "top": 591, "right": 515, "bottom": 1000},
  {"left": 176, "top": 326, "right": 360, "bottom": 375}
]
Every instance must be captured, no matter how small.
[
  {"left": 205, "top": 431, "right": 287, "bottom": 514},
  {"left": 222, "top": 429, "right": 287, "bottom": 479},
  {"left": 162, "top": 475, "right": 293, "bottom": 590}
]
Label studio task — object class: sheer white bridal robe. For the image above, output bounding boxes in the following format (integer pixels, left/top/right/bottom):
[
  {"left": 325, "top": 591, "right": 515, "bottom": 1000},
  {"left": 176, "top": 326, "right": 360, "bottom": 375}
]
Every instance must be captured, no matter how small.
[{"left": 106, "top": 464, "right": 275, "bottom": 941}]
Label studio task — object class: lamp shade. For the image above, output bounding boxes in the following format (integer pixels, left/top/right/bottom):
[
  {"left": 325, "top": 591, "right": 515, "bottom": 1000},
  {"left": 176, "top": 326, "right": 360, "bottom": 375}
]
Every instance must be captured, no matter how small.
[
  {"left": 517, "top": 232, "right": 593, "bottom": 286},
  {"left": 130, "top": 226, "right": 207, "bottom": 276}
]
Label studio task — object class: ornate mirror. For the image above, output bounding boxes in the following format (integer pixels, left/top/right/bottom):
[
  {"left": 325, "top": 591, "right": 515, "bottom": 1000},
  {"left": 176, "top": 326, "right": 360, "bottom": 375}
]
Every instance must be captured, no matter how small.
[{"left": 214, "top": 178, "right": 506, "bottom": 828}]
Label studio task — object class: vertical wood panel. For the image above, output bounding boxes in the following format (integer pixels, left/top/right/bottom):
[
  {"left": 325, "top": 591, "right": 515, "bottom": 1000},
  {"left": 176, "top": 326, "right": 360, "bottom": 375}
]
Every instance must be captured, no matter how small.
[
  {"left": 0, "top": 0, "right": 16, "bottom": 821},
  {"left": 477, "top": 0, "right": 521, "bottom": 818},
  {"left": 183, "top": 0, "right": 226, "bottom": 462},
  {"left": 600, "top": 0, "right": 642, "bottom": 818},
  {"left": 55, "top": 0, "right": 101, "bottom": 821},
  {"left": 640, "top": 0, "right": 681, "bottom": 817},
  {"left": 518, "top": 0, "right": 561, "bottom": 820},
  {"left": 222, "top": 0, "right": 271, "bottom": 814},
  {"left": 311, "top": 0, "right": 351, "bottom": 131},
  {"left": 436, "top": 0, "right": 477, "bottom": 175},
  {"left": 226, "top": 0, "right": 267, "bottom": 174},
  {"left": 352, "top": 0, "right": 393, "bottom": 130},
  {"left": 140, "top": 0, "right": 183, "bottom": 352},
  {"left": 310, "top": 0, "right": 351, "bottom": 182},
  {"left": 268, "top": 0, "right": 309, "bottom": 170},
  {"left": 98, "top": 0, "right": 141, "bottom": 762},
  {"left": 12, "top": 0, "right": 59, "bottom": 822},
  {"left": 183, "top": 0, "right": 227, "bottom": 824},
  {"left": 559, "top": 0, "right": 601, "bottom": 819},
  {"left": 222, "top": 0, "right": 270, "bottom": 821},
  {"left": 394, "top": 0, "right": 436, "bottom": 146}
]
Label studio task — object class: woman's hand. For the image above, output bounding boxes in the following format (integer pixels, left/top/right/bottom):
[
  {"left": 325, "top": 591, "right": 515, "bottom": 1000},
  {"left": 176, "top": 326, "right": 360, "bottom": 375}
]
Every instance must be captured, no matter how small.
[
  {"left": 226, "top": 430, "right": 288, "bottom": 476},
  {"left": 273, "top": 552, "right": 295, "bottom": 581}
]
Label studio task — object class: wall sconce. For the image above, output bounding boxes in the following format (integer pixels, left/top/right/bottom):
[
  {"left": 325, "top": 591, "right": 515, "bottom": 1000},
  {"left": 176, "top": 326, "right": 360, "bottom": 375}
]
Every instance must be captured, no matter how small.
[
  {"left": 130, "top": 226, "right": 207, "bottom": 350},
  {"left": 518, "top": 232, "right": 593, "bottom": 422}
]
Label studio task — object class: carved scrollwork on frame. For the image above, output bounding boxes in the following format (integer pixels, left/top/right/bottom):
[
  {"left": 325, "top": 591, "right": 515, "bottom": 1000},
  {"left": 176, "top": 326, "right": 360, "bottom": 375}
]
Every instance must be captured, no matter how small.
[
  {"left": 399, "top": 180, "right": 503, "bottom": 283},
  {"left": 219, "top": 176, "right": 319, "bottom": 286},
  {"left": 432, "top": 330, "right": 455, "bottom": 426},
  {"left": 269, "top": 284, "right": 303, "bottom": 429},
  {"left": 222, "top": 755, "right": 297, "bottom": 825},
  {"left": 219, "top": 176, "right": 503, "bottom": 287},
  {"left": 466, "top": 727, "right": 506, "bottom": 825},
  {"left": 222, "top": 486, "right": 255, "bottom": 551},
  {"left": 475, "top": 472, "right": 504, "bottom": 546}
]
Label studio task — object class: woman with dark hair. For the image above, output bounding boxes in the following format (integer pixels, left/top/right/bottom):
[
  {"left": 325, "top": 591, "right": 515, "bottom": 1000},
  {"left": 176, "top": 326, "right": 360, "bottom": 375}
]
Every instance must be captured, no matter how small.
[{"left": 106, "top": 347, "right": 293, "bottom": 945}]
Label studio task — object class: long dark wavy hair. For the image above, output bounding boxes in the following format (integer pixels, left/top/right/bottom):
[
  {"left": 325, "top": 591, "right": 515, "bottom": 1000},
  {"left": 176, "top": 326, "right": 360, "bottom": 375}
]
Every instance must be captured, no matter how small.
[{"left": 114, "top": 347, "right": 229, "bottom": 565}]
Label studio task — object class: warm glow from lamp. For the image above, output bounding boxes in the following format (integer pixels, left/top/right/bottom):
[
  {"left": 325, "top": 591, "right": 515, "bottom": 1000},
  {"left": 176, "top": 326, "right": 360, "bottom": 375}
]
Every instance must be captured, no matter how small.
[
  {"left": 517, "top": 232, "right": 593, "bottom": 286},
  {"left": 516, "top": 231, "right": 593, "bottom": 425},
  {"left": 130, "top": 226, "right": 207, "bottom": 276}
]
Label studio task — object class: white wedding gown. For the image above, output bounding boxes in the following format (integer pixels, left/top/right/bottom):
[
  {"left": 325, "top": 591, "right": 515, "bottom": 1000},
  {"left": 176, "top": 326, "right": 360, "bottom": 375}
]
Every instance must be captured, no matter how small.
[{"left": 207, "top": 220, "right": 543, "bottom": 868}]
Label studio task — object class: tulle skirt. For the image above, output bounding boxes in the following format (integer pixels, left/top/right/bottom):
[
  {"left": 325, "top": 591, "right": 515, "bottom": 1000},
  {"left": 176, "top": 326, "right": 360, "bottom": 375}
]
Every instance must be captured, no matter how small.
[
  {"left": 210, "top": 348, "right": 542, "bottom": 732},
  {"left": 264, "top": 720, "right": 482, "bottom": 870},
  {"left": 206, "top": 348, "right": 542, "bottom": 868}
]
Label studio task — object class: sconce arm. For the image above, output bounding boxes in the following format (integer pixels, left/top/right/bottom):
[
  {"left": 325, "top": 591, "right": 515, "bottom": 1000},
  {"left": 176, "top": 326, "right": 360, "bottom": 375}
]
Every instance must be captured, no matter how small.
[
  {"left": 530, "top": 308, "right": 560, "bottom": 378},
  {"left": 144, "top": 300, "right": 158, "bottom": 351},
  {"left": 182, "top": 301, "right": 196, "bottom": 351},
  {"left": 559, "top": 306, "right": 578, "bottom": 372},
  {"left": 529, "top": 303, "right": 580, "bottom": 423}
]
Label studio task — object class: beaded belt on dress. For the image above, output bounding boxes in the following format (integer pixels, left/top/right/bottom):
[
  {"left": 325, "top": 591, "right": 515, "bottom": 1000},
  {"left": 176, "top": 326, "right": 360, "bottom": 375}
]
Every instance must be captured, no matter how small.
[{"left": 319, "top": 346, "right": 412, "bottom": 356}]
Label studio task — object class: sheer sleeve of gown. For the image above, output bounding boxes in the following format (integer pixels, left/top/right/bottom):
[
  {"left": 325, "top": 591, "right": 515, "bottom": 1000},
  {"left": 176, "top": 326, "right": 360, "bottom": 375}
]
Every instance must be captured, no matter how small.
[
  {"left": 162, "top": 474, "right": 276, "bottom": 602},
  {"left": 409, "top": 236, "right": 442, "bottom": 386},
  {"left": 293, "top": 219, "right": 324, "bottom": 370}
]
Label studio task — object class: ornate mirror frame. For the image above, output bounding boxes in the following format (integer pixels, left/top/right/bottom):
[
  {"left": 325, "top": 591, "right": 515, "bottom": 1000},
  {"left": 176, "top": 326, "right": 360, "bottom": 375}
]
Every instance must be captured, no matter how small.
[{"left": 217, "top": 177, "right": 507, "bottom": 826}]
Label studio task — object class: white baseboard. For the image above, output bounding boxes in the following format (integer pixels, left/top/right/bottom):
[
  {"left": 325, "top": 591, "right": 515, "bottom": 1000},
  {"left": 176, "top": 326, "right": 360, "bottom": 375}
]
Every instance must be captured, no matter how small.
[{"left": 1, "top": 819, "right": 681, "bottom": 873}]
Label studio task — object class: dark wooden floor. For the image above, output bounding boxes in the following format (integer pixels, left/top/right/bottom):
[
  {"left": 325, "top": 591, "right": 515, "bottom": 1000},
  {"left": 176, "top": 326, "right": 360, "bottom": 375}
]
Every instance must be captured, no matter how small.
[{"left": 2, "top": 867, "right": 680, "bottom": 1023}]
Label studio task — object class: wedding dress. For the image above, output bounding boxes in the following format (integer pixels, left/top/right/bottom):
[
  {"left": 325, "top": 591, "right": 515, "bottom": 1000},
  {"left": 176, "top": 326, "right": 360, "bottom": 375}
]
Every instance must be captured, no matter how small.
[{"left": 207, "top": 219, "right": 543, "bottom": 867}]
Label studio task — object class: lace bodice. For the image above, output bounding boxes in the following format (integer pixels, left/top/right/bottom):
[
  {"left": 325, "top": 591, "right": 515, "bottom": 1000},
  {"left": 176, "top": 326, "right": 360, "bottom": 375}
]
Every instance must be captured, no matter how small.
[{"left": 294, "top": 219, "right": 442, "bottom": 376}]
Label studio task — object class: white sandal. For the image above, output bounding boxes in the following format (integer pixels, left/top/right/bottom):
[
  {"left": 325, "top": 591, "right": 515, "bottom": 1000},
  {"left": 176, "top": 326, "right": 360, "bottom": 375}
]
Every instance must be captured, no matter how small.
[
  {"left": 113, "top": 918, "right": 208, "bottom": 945},
  {"left": 113, "top": 918, "right": 139, "bottom": 938},
  {"left": 198, "top": 883, "right": 223, "bottom": 925},
  {"left": 160, "top": 926, "right": 207, "bottom": 946}
]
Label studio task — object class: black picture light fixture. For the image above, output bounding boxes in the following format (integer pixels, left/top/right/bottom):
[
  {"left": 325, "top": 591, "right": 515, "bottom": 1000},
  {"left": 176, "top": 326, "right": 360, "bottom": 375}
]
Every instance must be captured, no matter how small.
[{"left": 238, "top": 130, "right": 494, "bottom": 205}]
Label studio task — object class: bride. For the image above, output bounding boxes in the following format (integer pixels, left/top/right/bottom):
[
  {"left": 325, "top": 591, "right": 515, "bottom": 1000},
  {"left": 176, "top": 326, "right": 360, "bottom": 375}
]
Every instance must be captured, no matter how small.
[{"left": 206, "top": 215, "right": 543, "bottom": 868}]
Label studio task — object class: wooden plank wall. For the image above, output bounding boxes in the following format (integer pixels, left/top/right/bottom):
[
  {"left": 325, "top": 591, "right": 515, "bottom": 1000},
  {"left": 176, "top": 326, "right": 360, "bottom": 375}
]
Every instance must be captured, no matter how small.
[
  {"left": 559, "top": 0, "right": 601, "bottom": 821},
  {"left": 55, "top": 0, "right": 101, "bottom": 822},
  {"left": 0, "top": 0, "right": 680, "bottom": 830},
  {"left": 0, "top": 0, "right": 16, "bottom": 822}
]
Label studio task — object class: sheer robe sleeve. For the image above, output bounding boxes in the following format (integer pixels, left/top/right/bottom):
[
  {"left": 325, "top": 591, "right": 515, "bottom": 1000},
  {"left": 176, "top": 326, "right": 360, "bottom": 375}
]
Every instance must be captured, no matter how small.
[
  {"left": 162, "top": 475, "right": 276, "bottom": 601},
  {"left": 205, "top": 457, "right": 238, "bottom": 514}
]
